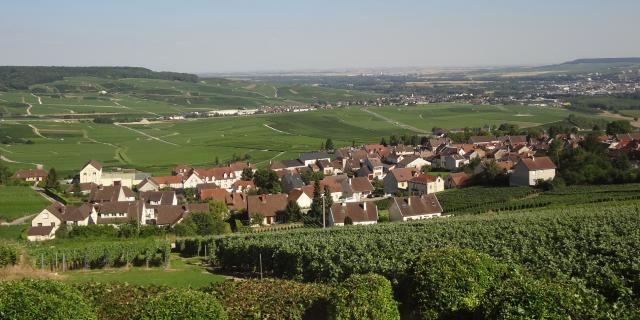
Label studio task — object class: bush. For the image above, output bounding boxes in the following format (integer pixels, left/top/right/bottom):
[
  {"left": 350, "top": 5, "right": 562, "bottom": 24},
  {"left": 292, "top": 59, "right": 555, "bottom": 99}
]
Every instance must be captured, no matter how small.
[
  {"left": 76, "top": 282, "right": 165, "bottom": 320},
  {"left": 407, "top": 248, "right": 508, "bottom": 319},
  {"left": 0, "top": 242, "right": 19, "bottom": 267},
  {"left": 136, "top": 288, "right": 227, "bottom": 320},
  {"left": 0, "top": 279, "right": 96, "bottom": 319},
  {"left": 330, "top": 274, "right": 399, "bottom": 320},
  {"left": 206, "top": 279, "right": 331, "bottom": 320},
  {"left": 480, "top": 276, "right": 608, "bottom": 320}
]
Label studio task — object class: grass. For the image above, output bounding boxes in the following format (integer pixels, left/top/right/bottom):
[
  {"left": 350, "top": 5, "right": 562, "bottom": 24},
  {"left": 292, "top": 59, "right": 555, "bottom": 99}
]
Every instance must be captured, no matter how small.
[
  {"left": 0, "top": 186, "right": 49, "bottom": 222},
  {"left": 0, "top": 224, "right": 27, "bottom": 240},
  {"left": 1, "top": 103, "right": 602, "bottom": 176},
  {"left": 61, "top": 255, "right": 226, "bottom": 288}
]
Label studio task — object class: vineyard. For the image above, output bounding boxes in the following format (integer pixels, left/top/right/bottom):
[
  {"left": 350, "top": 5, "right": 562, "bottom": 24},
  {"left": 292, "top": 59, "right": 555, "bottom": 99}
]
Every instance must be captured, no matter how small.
[
  {"left": 26, "top": 239, "right": 171, "bottom": 271},
  {"left": 438, "top": 184, "right": 640, "bottom": 215},
  {"left": 184, "top": 201, "right": 640, "bottom": 305}
]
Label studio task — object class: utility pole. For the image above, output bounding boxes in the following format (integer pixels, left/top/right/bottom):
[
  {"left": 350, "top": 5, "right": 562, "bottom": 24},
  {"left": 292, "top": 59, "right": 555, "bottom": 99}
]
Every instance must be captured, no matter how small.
[{"left": 322, "top": 195, "right": 326, "bottom": 228}]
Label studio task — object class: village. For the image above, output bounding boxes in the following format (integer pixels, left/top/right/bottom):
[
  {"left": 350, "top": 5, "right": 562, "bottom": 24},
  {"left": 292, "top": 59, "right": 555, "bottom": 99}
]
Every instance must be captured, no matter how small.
[{"left": 15, "top": 128, "right": 640, "bottom": 242}]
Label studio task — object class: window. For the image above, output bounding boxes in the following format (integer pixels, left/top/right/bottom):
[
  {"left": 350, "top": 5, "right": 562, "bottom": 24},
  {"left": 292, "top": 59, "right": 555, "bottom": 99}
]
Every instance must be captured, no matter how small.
[
  {"left": 43, "top": 212, "right": 49, "bottom": 219},
  {"left": 51, "top": 222, "right": 55, "bottom": 227},
  {"left": 37, "top": 223, "right": 42, "bottom": 227}
]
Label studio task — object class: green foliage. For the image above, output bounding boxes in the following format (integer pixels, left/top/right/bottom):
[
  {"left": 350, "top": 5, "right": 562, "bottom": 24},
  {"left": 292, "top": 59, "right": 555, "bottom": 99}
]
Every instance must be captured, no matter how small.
[
  {"left": 206, "top": 279, "right": 331, "bottom": 320},
  {"left": 0, "top": 279, "right": 96, "bottom": 320},
  {"left": 0, "top": 163, "right": 12, "bottom": 185},
  {"left": 27, "top": 239, "right": 171, "bottom": 270},
  {"left": 325, "top": 138, "right": 334, "bottom": 150},
  {"left": 44, "top": 167, "right": 60, "bottom": 191},
  {"left": 76, "top": 282, "right": 165, "bottom": 320},
  {"left": 330, "top": 274, "right": 399, "bottom": 320},
  {"left": 480, "top": 276, "right": 608, "bottom": 320},
  {"left": 253, "top": 169, "right": 282, "bottom": 194},
  {"left": 213, "top": 202, "right": 640, "bottom": 305},
  {"left": 407, "top": 248, "right": 507, "bottom": 319},
  {"left": 606, "top": 120, "right": 633, "bottom": 135},
  {"left": 0, "top": 242, "right": 19, "bottom": 267},
  {"left": 136, "top": 289, "right": 227, "bottom": 320},
  {"left": 284, "top": 200, "right": 302, "bottom": 222},
  {"left": 241, "top": 167, "right": 254, "bottom": 181},
  {"left": 179, "top": 211, "right": 231, "bottom": 236}
]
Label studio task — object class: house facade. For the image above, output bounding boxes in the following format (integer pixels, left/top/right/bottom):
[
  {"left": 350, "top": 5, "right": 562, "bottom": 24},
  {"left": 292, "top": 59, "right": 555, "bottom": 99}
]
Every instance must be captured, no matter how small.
[
  {"left": 389, "top": 194, "right": 443, "bottom": 222},
  {"left": 509, "top": 156, "right": 556, "bottom": 186}
]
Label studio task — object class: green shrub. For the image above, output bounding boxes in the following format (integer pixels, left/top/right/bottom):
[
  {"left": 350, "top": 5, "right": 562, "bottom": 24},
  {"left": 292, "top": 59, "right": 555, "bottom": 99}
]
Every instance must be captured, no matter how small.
[
  {"left": 408, "top": 248, "right": 508, "bottom": 319},
  {"left": 480, "top": 276, "right": 608, "bottom": 320},
  {"left": 0, "top": 242, "right": 19, "bottom": 267},
  {"left": 207, "top": 279, "right": 331, "bottom": 320},
  {"left": 0, "top": 279, "right": 96, "bottom": 320},
  {"left": 330, "top": 273, "right": 400, "bottom": 320},
  {"left": 136, "top": 288, "right": 227, "bottom": 320},
  {"left": 75, "top": 282, "right": 165, "bottom": 320}
]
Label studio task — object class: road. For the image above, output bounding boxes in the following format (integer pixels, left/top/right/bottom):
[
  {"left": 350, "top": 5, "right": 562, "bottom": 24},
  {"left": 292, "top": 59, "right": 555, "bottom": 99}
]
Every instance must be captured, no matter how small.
[
  {"left": 263, "top": 124, "right": 291, "bottom": 135},
  {"left": 362, "top": 108, "right": 428, "bottom": 134},
  {"left": 28, "top": 124, "right": 50, "bottom": 139},
  {"left": 0, "top": 155, "right": 43, "bottom": 168}
]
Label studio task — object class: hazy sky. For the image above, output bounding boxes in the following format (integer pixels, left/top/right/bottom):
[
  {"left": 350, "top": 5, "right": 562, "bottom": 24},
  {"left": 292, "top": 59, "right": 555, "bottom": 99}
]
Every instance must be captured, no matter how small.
[{"left": 1, "top": 0, "right": 639, "bottom": 73}]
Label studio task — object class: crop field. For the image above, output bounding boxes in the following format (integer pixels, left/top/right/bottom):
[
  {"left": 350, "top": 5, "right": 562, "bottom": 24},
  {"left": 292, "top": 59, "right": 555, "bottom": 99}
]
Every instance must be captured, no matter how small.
[
  {"left": 62, "top": 255, "right": 225, "bottom": 288},
  {"left": 0, "top": 186, "right": 50, "bottom": 222},
  {"left": 367, "top": 104, "right": 574, "bottom": 129},
  {"left": 0, "top": 103, "right": 592, "bottom": 176},
  {"left": 0, "top": 225, "right": 27, "bottom": 240}
]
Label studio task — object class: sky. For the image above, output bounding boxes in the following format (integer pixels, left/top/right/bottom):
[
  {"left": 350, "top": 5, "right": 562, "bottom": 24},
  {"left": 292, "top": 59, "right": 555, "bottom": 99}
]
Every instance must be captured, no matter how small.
[{"left": 1, "top": 0, "right": 639, "bottom": 73}]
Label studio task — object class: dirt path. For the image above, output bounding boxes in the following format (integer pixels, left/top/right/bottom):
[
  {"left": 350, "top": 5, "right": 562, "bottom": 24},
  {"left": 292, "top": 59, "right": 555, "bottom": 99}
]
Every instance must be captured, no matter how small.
[
  {"left": 263, "top": 124, "right": 291, "bottom": 135},
  {"left": 28, "top": 124, "right": 49, "bottom": 139},
  {"left": 114, "top": 123, "right": 179, "bottom": 146},
  {"left": 0, "top": 155, "right": 43, "bottom": 168},
  {"left": 362, "top": 108, "right": 428, "bottom": 134},
  {"left": 1, "top": 214, "right": 36, "bottom": 226},
  {"left": 256, "top": 151, "right": 286, "bottom": 165},
  {"left": 31, "top": 93, "right": 42, "bottom": 105},
  {"left": 113, "top": 100, "right": 160, "bottom": 117},
  {"left": 600, "top": 111, "right": 640, "bottom": 128}
]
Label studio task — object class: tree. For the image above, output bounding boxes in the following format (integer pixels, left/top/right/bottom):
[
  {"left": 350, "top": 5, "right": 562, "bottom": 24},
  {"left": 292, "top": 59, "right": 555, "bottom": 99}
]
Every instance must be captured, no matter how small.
[
  {"left": 241, "top": 167, "right": 254, "bottom": 181},
  {"left": 325, "top": 138, "right": 334, "bottom": 151},
  {"left": 322, "top": 185, "right": 333, "bottom": 225},
  {"left": 310, "top": 180, "right": 323, "bottom": 217},
  {"left": 253, "top": 169, "right": 281, "bottom": 194},
  {"left": 344, "top": 216, "right": 353, "bottom": 225},
  {"left": 209, "top": 200, "right": 229, "bottom": 220},
  {"left": 0, "top": 163, "right": 12, "bottom": 185},
  {"left": 44, "top": 168, "right": 60, "bottom": 191},
  {"left": 285, "top": 200, "right": 302, "bottom": 222},
  {"left": 214, "top": 156, "right": 220, "bottom": 166},
  {"left": 182, "top": 211, "right": 230, "bottom": 236},
  {"left": 301, "top": 170, "right": 324, "bottom": 184},
  {"left": 606, "top": 120, "right": 633, "bottom": 135},
  {"left": 380, "top": 137, "right": 387, "bottom": 146}
]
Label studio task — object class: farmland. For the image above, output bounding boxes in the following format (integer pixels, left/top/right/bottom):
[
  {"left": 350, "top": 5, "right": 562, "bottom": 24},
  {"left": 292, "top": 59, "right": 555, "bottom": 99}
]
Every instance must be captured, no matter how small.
[
  {"left": 1, "top": 103, "right": 584, "bottom": 176},
  {"left": 0, "top": 186, "right": 50, "bottom": 222}
]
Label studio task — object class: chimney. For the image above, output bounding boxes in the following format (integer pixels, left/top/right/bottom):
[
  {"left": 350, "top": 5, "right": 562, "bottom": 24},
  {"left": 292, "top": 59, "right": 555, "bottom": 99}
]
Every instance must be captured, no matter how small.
[
  {"left": 114, "top": 180, "right": 121, "bottom": 187},
  {"left": 408, "top": 197, "right": 411, "bottom": 206}
]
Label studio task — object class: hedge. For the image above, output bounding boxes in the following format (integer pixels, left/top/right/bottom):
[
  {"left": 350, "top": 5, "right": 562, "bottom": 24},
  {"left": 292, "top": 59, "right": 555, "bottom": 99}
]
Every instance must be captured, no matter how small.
[
  {"left": 206, "top": 279, "right": 332, "bottom": 320},
  {"left": 329, "top": 274, "right": 399, "bottom": 320},
  {"left": 0, "top": 279, "right": 96, "bottom": 320}
]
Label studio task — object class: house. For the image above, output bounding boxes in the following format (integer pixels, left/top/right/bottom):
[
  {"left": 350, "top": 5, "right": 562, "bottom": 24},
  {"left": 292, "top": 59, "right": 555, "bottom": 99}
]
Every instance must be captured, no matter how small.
[
  {"left": 397, "top": 155, "right": 430, "bottom": 170},
  {"left": 445, "top": 172, "right": 470, "bottom": 189},
  {"left": 247, "top": 194, "right": 289, "bottom": 225},
  {"left": 408, "top": 174, "right": 444, "bottom": 195},
  {"left": 28, "top": 203, "right": 97, "bottom": 241},
  {"left": 154, "top": 203, "right": 209, "bottom": 227},
  {"left": 232, "top": 180, "right": 255, "bottom": 193},
  {"left": 281, "top": 171, "right": 305, "bottom": 193},
  {"left": 444, "top": 154, "right": 468, "bottom": 171},
  {"left": 96, "top": 201, "right": 143, "bottom": 225},
  {"left": 509, "top": 156, "right": 557, "bottom": 186},
  {"left": 79, "top": 160, "right": 103, "bottom": 184},
  {"left": 364, "top": 157, "right": 384, "bottom": 179},
  {"left": 317, "top": 159, "right": 335, "bottom": 175},
  {"left": 341, "top": 177, "right": 374, "bottom": 202},
  {"left": 173, "top": 164, "right": 191, "bottom": 176},
  {"left": 13, "top": 168, "right": 48, "bottom": 182},
  {"left": 329, "top": 202, "right": 378, "bottom": 226},
  {"left": 182, "top": 171, "right": 205, "bottom": 189},
  {"left": 140, "top": 191, "right": 177, "bottom": 206},
  {"left": 99, "top": 169, "right": 150, "bottom": 189},
  {"left": 200, "top": 187, "right": 230, "bottom": 202},
  {"left": 88, "top": 184, "right": 136, "bottom": 203},
  {"left": 67, "top": 182, "right": 98, "bottom": 195},
  {"left": 298, "top": 151, "right": 330, "bottom": 166},
  {"left": 383, "top": 168, "right": 419, "bottom": 194},
  {"left": 150, "top": 176, "right": 184, "bottom": 189},
  {"left": 193, "top": 167, "right": 239, "bottom": 189},
  {"left": 288, "top": 188, "right": 313, "bottom": 210},
  {"left": 229, "top": 161, "right": 256, "bottom": 177},
  {"left": 469, "top": 136, "right": 499, "bottom": 146},
  {"left": 389, "top": 194, "right": 443, "bottom": 222},
  {"left": 136, "top": 178, "right": 160, "bottom": 192}
]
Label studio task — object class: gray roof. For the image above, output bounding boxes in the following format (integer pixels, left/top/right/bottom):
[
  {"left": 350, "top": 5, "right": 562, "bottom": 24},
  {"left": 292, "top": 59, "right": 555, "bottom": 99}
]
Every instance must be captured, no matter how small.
[{"left": 299, "top": 151, "right": 330, "bottom": 162}]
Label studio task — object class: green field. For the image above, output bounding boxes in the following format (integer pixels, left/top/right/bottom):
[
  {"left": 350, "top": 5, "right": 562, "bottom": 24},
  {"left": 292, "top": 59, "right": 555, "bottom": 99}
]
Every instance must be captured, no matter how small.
[
  {"left": 62, "top": 255, "right": 226, "bottom": 288},
  {"left": 0, "top": 224, "right": 27, "bottom": 240},
  {"left": 0, "top": 186, "right": 49, "bottom": 222},
  {"left": 0, "top": 104, "right": 596, "bottom": 176},
  {"left": 1, "top": 76, "right": 380, "bottom": 117}
]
